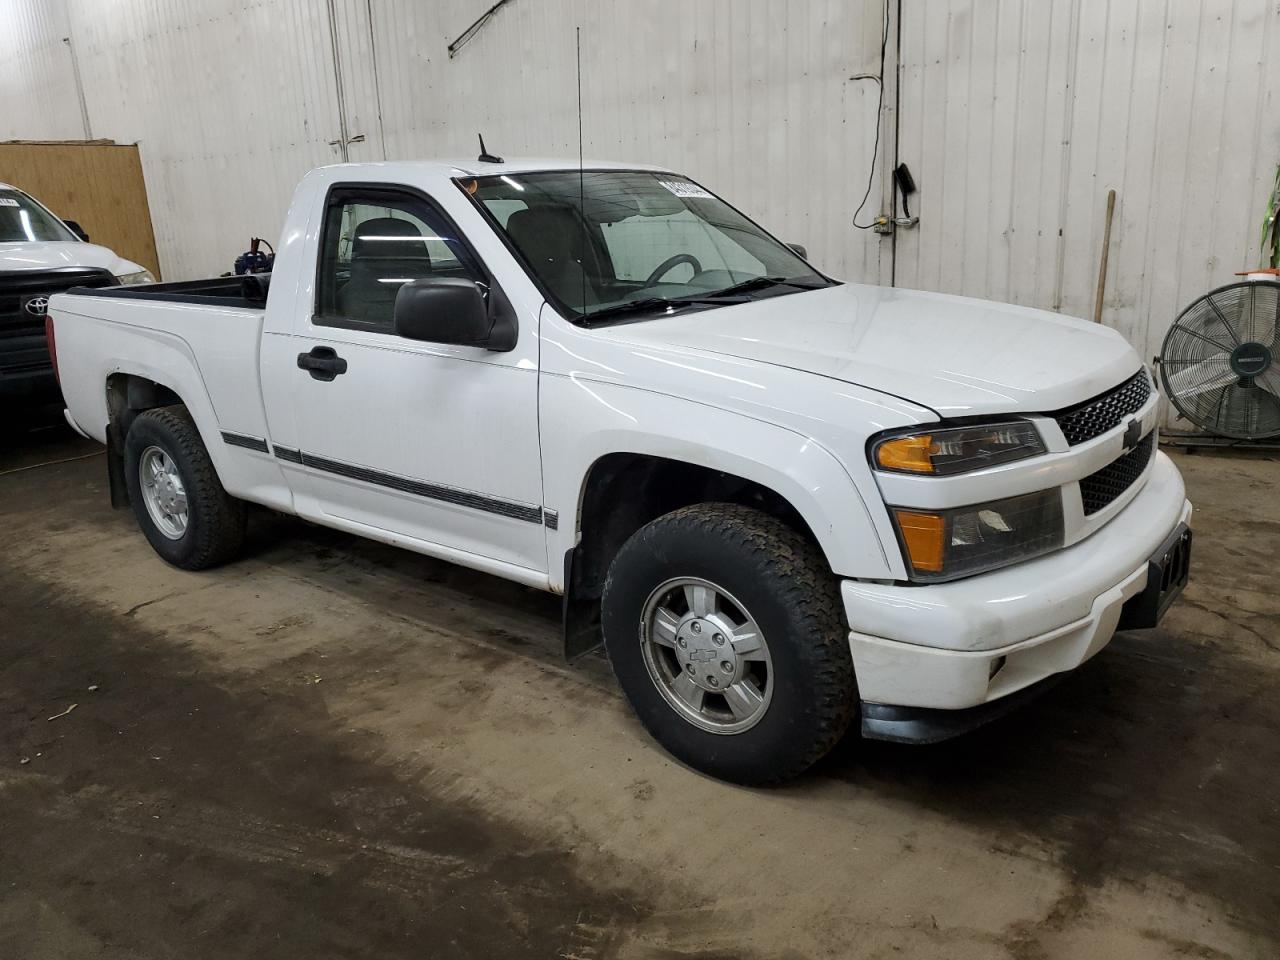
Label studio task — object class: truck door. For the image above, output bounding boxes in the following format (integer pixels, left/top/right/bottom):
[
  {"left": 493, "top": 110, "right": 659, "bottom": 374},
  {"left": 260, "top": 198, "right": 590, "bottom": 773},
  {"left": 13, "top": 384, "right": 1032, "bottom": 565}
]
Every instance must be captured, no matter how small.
[{"left": 281, "top": 184, "right": 546, "bottom": 575}]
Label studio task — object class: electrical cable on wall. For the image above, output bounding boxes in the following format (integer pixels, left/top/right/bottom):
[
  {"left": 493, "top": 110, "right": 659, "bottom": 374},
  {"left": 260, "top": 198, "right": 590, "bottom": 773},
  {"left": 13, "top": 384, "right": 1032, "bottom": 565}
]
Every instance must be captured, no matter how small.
[{"left": 852, "top": 0, "right": 891, "bottom": 230}]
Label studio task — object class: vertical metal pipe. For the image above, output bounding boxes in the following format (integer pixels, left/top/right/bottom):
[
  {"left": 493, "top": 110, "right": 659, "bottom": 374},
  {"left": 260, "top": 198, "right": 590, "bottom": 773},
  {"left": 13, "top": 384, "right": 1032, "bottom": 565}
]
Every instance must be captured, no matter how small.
[
  {"left": 1094, "top": 188, "right": 1117, "bottom": 323},
  {"left": 62, "top": 34, "right": 92, "bottom": 140},
  {"left": 324, "top": 0, "right": 351, "bottom": 161}
]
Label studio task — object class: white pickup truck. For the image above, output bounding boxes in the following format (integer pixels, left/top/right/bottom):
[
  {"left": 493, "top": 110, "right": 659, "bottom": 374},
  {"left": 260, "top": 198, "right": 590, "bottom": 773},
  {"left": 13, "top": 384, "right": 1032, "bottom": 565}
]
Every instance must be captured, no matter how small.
[{"left": 48, "top": 157, "right": 1192, "bottom": 784}]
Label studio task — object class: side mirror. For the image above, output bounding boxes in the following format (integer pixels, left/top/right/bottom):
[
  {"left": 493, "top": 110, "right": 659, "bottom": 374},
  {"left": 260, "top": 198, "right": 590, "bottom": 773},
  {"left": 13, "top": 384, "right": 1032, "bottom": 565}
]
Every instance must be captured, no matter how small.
[
  {"left": 787, "top": 242, "right": 808, "bottom": 260},
  {"left": 393, "top": 277, "right": 497, "bottom": 348},
  {"left": 64, "top": 219, "right": 90, "bottom": 242}
]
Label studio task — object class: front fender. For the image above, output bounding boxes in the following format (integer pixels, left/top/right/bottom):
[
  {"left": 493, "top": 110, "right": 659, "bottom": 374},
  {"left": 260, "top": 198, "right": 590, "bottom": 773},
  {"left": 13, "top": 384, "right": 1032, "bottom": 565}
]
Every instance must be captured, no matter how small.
[{"left": 541, "top": 375, "right": 907, "bottom": 587}]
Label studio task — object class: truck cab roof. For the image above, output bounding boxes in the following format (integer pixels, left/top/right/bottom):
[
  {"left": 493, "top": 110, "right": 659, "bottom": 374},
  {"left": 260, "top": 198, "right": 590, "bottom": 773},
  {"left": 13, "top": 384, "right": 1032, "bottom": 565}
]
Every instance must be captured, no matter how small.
[{"left": 315, "top": 158, "right": 675, "bottom": 179}]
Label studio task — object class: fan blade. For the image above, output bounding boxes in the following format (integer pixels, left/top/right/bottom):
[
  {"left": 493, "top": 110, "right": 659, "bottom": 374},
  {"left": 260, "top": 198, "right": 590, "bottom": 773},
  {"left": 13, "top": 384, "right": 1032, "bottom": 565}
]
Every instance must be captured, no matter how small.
[
  {"left": 1163, "top": 353, "right": 1235, "bottom": 398},
  {"left": 1205, "top": 294, "right": 1244, "bottom": 346},
  {"left": 1256, "top": 368, "right": 1280, "bottom": 403}
]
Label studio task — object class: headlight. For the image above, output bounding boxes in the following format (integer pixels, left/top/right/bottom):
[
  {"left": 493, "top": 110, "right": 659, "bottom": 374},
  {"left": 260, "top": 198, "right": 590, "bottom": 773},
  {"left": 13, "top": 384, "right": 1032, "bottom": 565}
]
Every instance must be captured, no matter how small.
[
  {"left": 891, "top": 488, "right": 1063, "bottom": 582},
  {"left": 114, "top": 269, "right": 155, "bottom": 285},
  {"left": 872, "top": 421, "right": 1045, "bottom": 475}
]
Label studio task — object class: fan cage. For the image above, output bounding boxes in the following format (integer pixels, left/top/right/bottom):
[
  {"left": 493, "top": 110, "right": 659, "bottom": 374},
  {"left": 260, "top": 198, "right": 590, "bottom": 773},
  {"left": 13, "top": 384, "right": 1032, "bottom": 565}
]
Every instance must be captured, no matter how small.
[{"left": 1158, "top": 280, "right": 1280, "bottom": 440}]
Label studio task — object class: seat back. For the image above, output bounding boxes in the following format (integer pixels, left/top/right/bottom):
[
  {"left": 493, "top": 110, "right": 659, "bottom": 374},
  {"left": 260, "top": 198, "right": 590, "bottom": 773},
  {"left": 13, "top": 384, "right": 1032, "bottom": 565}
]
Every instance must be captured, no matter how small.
[
  {"left": 337, "top": 217, "right": 433, "bottom": 324},
  {"left": 505, "top": 206, "right": 601, "bottom": 308}
]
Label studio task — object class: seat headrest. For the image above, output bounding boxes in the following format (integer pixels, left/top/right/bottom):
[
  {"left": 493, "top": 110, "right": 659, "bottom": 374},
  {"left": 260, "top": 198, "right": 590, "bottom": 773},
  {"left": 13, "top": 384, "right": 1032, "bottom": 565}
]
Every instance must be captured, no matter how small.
[
  {"left": 505, "top": 206, "right": 587, "bottom": 262},
  {"left": 351, "top": 217, "right": 430, "bottom": 261}
]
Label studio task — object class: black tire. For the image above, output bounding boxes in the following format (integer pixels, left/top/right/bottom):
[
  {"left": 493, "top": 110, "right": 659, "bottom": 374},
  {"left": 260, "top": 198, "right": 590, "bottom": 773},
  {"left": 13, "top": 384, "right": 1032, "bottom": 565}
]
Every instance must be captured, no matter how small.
[
  {"left": 123, "top": 406, "right": 246, "bottom": 570},
  {"left": 602, "top": 503, "right": 857, "bottom": 785}
]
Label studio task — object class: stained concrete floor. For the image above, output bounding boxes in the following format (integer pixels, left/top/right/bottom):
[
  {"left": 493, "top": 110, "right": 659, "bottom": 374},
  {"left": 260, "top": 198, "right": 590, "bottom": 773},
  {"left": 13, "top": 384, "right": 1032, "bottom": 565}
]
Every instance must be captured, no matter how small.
[{"left": 0, "top": 416, "right": 1277, "bottom": 960}]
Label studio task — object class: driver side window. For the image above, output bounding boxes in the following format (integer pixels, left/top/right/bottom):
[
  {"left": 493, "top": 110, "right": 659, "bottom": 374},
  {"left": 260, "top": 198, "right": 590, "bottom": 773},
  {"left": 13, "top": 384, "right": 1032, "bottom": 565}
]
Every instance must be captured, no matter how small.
[{"left": 315, "top": 189, "right": 482, "bottom": 332}]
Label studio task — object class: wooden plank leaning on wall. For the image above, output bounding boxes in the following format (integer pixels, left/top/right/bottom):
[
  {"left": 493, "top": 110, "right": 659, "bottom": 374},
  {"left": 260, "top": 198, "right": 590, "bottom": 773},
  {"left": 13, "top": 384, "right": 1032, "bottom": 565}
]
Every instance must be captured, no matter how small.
[{"left": 0, "top": 140, "right": 161, "bottom": 281}]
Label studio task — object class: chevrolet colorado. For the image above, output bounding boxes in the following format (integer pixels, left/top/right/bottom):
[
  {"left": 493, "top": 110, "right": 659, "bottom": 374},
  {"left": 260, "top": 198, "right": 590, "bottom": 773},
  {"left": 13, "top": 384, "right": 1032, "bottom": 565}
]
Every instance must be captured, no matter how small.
[
  {"left": 1, "top": 183, "right": 153, "bottom": 404},
  {"left": 47, "top": 158, "right": 1192, "bottom": 784}
]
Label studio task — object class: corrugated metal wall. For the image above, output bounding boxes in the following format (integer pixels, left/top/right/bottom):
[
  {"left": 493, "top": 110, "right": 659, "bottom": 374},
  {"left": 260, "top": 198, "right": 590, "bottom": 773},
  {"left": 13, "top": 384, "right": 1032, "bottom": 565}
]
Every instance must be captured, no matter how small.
[
  {"left": 895, "top": 0, "right": 1280, "bottom": 367},
  {"left": 3, "top": 0, "right": 1279, "bottom": 379},
  {"left": 0, "top": 0, "right": 888, "bottom": 286}
]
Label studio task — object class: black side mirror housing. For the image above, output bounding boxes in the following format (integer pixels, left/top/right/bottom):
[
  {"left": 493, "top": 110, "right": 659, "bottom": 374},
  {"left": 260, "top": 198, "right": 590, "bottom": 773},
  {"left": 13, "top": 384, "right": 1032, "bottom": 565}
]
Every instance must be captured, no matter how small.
[
  {"left": 393, "top": 277, "right": 517, "bottom": 351},
  {"left": 64, "top": 219, "right": 90, "bottom": 242},
  {"left": 787, "top": 242, "right": 808, "bottom": 260}
]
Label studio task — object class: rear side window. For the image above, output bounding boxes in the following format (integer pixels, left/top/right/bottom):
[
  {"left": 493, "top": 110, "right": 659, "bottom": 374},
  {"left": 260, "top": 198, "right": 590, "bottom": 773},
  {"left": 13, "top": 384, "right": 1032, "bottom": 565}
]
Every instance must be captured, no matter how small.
[{"left": 315, "top": 188, "right": 483, "bottom": 332}]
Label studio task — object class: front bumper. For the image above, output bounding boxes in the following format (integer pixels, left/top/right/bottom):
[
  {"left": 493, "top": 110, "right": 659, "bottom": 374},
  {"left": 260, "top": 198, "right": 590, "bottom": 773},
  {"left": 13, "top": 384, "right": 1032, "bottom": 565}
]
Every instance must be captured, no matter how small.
[
  {"left": 0, "top": 366, "right": 59, "bottom": 402},
  {"left": 845, "top": 451, "right": 1191, "bottom": 717}
]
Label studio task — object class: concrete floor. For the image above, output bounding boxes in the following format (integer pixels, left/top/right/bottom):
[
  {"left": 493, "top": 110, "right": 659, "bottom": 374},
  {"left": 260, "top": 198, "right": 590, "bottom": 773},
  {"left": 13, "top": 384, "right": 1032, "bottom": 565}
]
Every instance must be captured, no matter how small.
[{"left": 1, "top": 418, "right": 1277, "bottom": 960}]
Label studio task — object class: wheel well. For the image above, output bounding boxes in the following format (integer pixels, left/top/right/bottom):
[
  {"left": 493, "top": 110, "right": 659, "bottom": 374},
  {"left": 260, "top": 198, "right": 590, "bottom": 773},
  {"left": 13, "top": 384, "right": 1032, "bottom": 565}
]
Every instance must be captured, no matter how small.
[
  {"left": 104, "top": 374, "right": 185, "bottom": 508},
  {"left": 563, "top": 453, "right": 823, "bottom": 658}
]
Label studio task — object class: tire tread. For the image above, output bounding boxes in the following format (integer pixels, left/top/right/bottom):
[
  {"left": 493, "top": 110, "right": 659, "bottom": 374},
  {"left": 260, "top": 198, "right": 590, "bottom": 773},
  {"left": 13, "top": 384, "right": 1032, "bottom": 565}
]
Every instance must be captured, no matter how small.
[
  {"left": 126, "top": 406, "right": 246, "bottom": 569},
  {"left": 603, "top": 502, "right": 857, "bottom": 784}
]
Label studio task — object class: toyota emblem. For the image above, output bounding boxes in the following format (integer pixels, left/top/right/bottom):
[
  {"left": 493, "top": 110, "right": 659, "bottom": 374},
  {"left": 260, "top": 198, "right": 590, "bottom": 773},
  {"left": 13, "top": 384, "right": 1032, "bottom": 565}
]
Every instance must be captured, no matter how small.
[{"left": 23, "top": 295, "right": 49, "bottom": 317}]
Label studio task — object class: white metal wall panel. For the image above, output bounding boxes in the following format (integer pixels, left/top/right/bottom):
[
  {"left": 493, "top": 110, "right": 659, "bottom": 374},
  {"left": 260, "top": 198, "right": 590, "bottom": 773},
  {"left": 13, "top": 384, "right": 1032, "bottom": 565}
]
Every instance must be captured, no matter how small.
[
  {"left": 3, "top": 0, "right": 1278, "bottom": 387},
  {"left": 0, "top": 0, "right": 83, "bottom": 140},
  {"left": 351, "top": 0, "right": 889, "bottom": 281},
  {"left": 896, "top": 0, "right": 1280, "bottom": 385},
  {"left": 2, "top": 0, "right": 889, "bottom": 285}
]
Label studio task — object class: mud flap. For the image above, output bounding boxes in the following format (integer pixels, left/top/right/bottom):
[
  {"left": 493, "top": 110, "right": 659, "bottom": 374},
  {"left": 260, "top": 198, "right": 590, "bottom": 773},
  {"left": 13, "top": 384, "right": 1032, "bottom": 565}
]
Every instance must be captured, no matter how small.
[
  {"left": 106, "top": 425, "right": 129, "bottom": 509},
  {"left": 562, "top": 546, "right": 603, "bottom": 662}
]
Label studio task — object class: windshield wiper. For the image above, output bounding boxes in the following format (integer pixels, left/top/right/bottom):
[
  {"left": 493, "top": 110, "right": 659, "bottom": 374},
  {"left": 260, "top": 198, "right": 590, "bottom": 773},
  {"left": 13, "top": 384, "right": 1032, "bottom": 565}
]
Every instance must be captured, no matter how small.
[
  {"left": 579, "top": 297, "right": 709, "bottom": 325},
  {"left": 579, "top": 276, "right": 829, "bottom": 325},
  {"left": 694, "top": 275, "right": 827, "bottom": 300}
]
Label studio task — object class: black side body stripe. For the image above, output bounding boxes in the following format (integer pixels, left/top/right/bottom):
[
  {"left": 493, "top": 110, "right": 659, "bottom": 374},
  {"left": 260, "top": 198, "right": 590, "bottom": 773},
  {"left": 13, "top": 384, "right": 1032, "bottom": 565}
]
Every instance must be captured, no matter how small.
[
  {"left": 221, "top": 431, "right": 270, "bottom": 453},
  {"left": 273, "top": 446, "right": 546, "bottom": 525}
]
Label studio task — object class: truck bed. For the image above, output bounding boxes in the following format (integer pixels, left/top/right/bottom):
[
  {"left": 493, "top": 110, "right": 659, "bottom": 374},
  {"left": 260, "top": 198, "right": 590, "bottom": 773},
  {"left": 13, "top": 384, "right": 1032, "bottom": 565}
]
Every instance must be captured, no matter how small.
[
  {"left": 50, "top": 277, "right": 271, "bottom": 455},
  {"left": 68, "top": 273, "right": 270, "bottom": 310}
]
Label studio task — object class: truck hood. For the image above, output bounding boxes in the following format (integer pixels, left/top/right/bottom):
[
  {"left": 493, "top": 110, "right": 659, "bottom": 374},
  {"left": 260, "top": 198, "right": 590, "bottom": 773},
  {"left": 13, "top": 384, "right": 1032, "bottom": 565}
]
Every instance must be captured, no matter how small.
[
  {"left": 0, "top": 241, "right": 144, "bottom": 278},
  {"left": 598, "top": 282, "right": 1142, "bottom": 416}
]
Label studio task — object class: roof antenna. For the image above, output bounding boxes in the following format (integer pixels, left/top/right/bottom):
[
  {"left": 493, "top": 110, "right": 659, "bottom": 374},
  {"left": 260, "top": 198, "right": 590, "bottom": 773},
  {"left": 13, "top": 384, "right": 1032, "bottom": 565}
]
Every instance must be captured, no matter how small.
[{"left": 477, "top": 134, "right": 503, "bottom": 164}]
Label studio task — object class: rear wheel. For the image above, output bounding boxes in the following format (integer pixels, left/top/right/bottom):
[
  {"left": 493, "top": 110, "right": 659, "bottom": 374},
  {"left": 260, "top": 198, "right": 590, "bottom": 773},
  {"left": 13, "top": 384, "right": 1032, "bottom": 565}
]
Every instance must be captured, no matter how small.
[
  {"left": 602, "top": 503, "right": 857, "bottom": 784},
  {"left": 124, "top": 406, "right": 246, "bottom": 569}
]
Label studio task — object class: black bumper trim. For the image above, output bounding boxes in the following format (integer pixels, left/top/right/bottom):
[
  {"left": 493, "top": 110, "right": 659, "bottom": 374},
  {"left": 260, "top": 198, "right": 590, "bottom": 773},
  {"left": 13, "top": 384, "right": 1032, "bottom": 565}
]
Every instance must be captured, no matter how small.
[
  {"left": 860, "top": 674, "right": 1067, "bottom": 745},
  {"left": 1116, "top": 522, "right": 1191, "bottom": 630}
]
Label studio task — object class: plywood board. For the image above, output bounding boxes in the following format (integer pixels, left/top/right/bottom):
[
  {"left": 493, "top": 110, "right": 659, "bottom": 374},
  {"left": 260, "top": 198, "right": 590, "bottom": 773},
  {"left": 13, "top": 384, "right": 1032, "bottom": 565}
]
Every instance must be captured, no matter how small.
[{"left": 0, "top": 141, "right": 160, "bottom": 279}]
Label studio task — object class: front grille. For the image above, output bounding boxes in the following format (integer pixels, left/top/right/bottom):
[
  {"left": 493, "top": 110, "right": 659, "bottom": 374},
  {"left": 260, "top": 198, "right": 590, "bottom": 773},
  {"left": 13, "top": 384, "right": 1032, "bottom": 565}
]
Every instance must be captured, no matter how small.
[
  {"left": 0, "top": 268, "right": 117, "bottom": 374},
  {"left": 1079, "top": 432, "right": 1155, "bottom": 515},
  {"left": 1051, "top": 371, "right": 1152, "bottom": 445}
]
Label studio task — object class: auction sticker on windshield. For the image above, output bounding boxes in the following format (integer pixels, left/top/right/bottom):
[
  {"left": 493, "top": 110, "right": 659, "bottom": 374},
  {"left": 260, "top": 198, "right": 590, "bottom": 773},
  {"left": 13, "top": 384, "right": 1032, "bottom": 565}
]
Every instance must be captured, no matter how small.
[{"left": 657, "top": 179, "right": 713, "bottom": 199}]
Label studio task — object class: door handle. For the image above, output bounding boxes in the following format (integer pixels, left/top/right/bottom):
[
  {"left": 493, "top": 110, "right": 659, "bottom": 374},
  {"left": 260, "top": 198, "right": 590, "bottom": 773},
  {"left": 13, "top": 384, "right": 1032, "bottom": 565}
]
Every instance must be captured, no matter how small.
[{"left": 297, "top": 346, "right": 348, "bottom": 381}]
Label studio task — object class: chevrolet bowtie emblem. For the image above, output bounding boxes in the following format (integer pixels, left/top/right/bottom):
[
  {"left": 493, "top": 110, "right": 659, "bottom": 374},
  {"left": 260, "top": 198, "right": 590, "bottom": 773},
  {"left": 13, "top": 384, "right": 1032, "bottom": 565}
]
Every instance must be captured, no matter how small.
[{"left": 1122, "top": 418, "right": 1142, "bottom": 451}]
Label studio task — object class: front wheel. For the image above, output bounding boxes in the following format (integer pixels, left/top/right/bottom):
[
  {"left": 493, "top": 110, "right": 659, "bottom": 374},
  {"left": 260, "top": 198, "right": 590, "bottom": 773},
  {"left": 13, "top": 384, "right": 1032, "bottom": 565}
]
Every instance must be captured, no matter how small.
[
  {"left": 123, "top": 406, "right": 246, "bottom": 570},
  {"left": 602, "top": 503, "right": 857, "bottom": 784}
]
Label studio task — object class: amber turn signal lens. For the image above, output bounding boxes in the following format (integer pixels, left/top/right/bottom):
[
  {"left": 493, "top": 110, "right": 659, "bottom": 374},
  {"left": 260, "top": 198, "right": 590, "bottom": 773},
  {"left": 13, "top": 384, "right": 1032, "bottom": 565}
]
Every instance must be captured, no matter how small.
[
  {"left": 876, "top": 435, "right": 935, "bottom": 473},
  {"left": 894, "top": 509, "right": 945, "bottom": 573}
]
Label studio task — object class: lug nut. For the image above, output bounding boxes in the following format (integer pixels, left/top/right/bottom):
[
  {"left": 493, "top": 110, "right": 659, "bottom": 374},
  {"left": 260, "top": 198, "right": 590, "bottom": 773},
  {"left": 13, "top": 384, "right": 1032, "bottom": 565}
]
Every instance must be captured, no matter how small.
[
  {"left": 676, "top": 637, "right": 687, "bottom": 649},
  {"left": 720, "top": 660, "right": 733, "bottom": 674},
  {"left": 691, "top": 622, "right": 702, "bottom": 635},
  {"left": 685, "top": 664, "right": 695, "bottom": 675},
  {"left": 707, "top": 676, "right": 719, "bottom": 687},
  {"left": 713, "top": 633, "right": 725, "bottom": 645}
]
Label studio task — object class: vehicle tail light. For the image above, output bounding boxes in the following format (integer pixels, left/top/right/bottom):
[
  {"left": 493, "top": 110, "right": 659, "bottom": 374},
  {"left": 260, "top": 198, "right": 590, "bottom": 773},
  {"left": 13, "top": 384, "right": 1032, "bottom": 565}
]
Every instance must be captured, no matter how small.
[{"left": 45, "top": 314, "right": 59, "bottom": 385}]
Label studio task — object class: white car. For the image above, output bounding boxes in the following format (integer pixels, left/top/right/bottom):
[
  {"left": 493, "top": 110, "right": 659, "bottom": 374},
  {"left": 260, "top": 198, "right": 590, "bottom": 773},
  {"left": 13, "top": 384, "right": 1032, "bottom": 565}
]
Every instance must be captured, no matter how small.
[
  {"left": 47, "top": 157, "right": 1192, "bottom": 783},
  {"left": 1, "top": 183, "right": 153, "bottom": 404}
]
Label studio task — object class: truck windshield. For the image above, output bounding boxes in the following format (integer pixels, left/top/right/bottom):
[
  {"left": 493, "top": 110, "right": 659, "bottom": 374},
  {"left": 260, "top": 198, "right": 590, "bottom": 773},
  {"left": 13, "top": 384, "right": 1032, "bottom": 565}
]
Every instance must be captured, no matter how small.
[
  {"left": 0, "top": 189, "right": 76, "bottom": 243},
  {"left": 461, "top": 170, "right": 832, "bottom": 324}
]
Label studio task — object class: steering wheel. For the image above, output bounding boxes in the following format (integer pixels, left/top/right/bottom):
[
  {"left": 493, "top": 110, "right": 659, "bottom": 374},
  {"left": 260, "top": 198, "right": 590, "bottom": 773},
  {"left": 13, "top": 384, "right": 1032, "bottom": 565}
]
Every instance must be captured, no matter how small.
[{"left": 644, "top": 254, "right": 703, "bottom": 288}]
